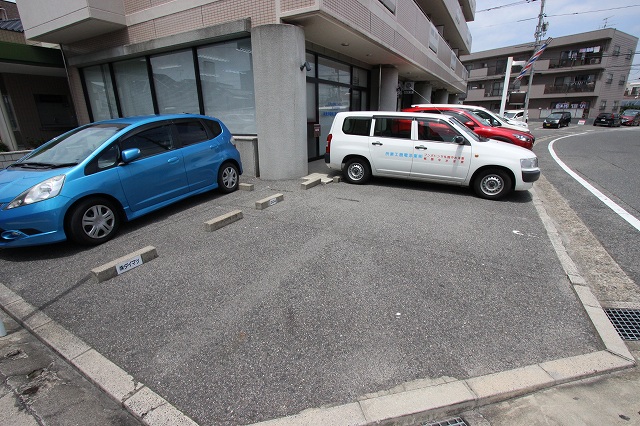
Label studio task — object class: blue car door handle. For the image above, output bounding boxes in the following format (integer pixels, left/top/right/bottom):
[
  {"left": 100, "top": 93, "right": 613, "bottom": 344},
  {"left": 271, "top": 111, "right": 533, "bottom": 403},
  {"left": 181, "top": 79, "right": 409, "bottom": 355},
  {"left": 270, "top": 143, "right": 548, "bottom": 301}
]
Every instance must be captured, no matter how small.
[{"left": 167, "top": 157, "right": 180, "bottom": 164}]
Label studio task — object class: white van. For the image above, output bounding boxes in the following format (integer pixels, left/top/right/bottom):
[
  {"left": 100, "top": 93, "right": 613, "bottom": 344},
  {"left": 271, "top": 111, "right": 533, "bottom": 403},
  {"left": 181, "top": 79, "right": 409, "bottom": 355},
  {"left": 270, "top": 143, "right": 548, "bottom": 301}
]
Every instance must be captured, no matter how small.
[
  {"left": 411, "top": 104, "right": 530, "bottom": 131},
  {"left": 325, "top": 111, "right": 540, "bottom": 200}
]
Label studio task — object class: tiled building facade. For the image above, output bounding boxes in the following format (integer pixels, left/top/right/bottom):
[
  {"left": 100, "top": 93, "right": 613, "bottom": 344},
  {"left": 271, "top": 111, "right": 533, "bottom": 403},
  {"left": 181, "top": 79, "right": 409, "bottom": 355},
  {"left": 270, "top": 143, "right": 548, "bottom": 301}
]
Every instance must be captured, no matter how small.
[
  {"left": 461, "top": 29, "right": 638, "bottom": 121},
  {"left": 16, "top": 0, "right": 474, "bottom": 178}
]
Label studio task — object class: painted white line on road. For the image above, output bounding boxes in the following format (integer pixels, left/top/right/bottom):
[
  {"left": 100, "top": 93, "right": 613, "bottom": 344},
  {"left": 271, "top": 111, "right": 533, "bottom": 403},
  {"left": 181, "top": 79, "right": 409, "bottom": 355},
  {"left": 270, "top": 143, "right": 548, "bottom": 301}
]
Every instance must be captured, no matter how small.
[{"left": 548, "top": 133, "right": 640, "bottom": 232}]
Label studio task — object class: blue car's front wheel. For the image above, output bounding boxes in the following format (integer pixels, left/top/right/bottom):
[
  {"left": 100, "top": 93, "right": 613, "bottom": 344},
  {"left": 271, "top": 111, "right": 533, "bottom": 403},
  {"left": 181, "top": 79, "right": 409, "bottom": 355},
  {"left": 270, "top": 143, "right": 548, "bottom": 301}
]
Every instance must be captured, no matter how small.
[{"left": 66, "top": 197, "right": 120, "bottom": 245}]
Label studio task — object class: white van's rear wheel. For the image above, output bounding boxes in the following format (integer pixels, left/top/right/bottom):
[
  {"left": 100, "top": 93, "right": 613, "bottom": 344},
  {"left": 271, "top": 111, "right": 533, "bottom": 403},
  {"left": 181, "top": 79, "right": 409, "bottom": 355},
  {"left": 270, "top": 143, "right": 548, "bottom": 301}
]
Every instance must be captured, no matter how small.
[{"left": 343, "top": 158, "right": 371, "bottom": 184}]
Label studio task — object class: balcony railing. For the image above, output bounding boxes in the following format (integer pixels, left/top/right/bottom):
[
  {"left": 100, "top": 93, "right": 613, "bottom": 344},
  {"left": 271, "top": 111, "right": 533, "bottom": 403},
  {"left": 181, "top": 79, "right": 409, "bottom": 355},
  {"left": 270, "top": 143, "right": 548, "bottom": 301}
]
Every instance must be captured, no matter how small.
[
  {"left": 544, "top": 82, "right": 596, "bottom": 94},
  {"left": 548, "top": 57, "right": 602, "bottom": 69}
]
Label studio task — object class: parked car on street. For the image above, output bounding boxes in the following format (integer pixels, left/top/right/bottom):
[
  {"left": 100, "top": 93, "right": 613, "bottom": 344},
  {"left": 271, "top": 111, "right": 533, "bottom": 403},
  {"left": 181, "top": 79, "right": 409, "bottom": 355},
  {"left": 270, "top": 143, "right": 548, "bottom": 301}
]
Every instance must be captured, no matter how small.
[
  {"left": 504, "top": 109, "right": 526, "bottom": 122},
  {"left": 620, "top": 109, "right": 640, "bottom": 126},
  {"left": 543, "top": 111, "right": 572, "bottom": 128},
  {"left": 0, "top": 114, "right": 242, "bottom": 248},
  {"left": 593, "top": 113, "right": 621, "bottom": 127},
  {"left": 325, "top": 111, "right": 540, "bottom": 200},
  {"left": 403, "top": 106, "right": 535, "bottom": 150},
  {"left": 411, "top": 104, "right": 529, "bottom": 131}
]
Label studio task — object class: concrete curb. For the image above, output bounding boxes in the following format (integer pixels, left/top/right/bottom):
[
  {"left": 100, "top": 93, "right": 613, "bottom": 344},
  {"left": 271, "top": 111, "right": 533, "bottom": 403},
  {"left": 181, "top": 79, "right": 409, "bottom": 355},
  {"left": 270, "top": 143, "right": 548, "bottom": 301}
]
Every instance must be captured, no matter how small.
[
  {"left": 0, "top": 283, "right": 198, "bottom": 426},
  {"left": 250, "top": 350, "right": 632, "bottom": 426}
]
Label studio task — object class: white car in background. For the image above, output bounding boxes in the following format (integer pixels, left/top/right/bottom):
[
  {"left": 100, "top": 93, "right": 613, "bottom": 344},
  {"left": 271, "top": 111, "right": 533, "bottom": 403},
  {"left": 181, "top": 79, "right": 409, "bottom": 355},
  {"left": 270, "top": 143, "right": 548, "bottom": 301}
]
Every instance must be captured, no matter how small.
[
  {"left": 412, "top": 104, "right": 530, "bottom": 132},
  {"left": 504, "top": 109, "right": 526, "bottom": 122}
]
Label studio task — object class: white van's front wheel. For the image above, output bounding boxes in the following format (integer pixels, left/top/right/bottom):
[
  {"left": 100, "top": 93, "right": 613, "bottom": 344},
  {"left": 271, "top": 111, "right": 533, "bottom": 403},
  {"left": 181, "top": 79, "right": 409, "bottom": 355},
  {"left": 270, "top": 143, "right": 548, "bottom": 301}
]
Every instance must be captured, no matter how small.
[
  {"left": 473, "top": 169, "right": 512, "bottom": 200},
  {"left": 343, "top": 158, "right": 371, "bottom": 184}
]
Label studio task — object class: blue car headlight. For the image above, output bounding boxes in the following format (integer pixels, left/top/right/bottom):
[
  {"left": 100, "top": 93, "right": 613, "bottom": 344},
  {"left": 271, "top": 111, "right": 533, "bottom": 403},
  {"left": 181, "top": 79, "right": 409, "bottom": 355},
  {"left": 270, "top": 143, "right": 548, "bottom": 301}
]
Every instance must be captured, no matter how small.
[{"left": 6, "top": 175, "right": 66, "bottom": 209}]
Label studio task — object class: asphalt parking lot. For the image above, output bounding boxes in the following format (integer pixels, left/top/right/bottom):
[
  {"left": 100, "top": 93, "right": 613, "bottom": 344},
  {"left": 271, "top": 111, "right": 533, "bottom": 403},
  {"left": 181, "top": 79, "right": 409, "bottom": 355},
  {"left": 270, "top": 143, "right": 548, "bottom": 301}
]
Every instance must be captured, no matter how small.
[{"left": 0, "top": 161, "right": 603, "bottom": 425}]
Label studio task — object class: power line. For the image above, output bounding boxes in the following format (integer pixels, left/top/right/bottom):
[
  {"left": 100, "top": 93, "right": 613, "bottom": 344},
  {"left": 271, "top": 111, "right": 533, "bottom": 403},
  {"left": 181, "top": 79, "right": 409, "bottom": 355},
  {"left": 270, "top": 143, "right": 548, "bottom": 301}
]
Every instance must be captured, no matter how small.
[
  {"left": 476, "top": 0, "right": 538, "bottom": 13},
  {"left": 517, "top": 5, "right": 640, "bottom": 22}
]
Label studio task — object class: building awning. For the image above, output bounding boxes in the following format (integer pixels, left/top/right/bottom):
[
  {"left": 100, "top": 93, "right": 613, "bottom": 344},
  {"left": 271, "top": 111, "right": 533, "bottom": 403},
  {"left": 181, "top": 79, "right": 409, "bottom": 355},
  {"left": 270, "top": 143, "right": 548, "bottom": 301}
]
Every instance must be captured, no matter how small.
[{"left": 0, "top": 40, "right": 64, "bottom": 68}]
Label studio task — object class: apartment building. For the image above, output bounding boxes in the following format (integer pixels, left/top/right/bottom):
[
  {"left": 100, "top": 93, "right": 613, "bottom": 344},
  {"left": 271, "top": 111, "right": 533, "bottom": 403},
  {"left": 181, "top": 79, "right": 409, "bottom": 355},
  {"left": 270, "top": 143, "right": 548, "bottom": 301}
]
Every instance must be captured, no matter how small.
[
  {"left": 0, "top": 0, "right": 75, "bottom": 152},
  {"left": 15, "top": 0, "right": 474, "bottom": 178},
  {"left": 461, "top": 28, "right": 638, "bottom": 122}
]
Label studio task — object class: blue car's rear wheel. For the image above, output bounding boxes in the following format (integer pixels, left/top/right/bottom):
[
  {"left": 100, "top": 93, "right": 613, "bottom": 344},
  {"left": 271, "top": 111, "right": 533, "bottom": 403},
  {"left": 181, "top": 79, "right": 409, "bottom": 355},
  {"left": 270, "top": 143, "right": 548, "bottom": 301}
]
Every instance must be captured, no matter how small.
[
  {"left": 218, "top": 162, "right": 239, "bottom": 193},
  {"left": 67, "top": 198, "right": 120, "bottom": 245}
]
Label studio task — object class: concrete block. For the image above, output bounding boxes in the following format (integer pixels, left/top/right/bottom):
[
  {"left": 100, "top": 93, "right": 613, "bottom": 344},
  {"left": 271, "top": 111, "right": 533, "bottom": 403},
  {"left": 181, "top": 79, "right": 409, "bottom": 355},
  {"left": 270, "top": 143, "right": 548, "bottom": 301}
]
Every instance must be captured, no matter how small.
[
  {"left": 32, "top": 320, "right": 91, "bottom": 361},
  {"left": 251, "top": 402, "right": 366, "bottom": 426},
  {"left": 359, "top": 380, "right": 475, "bottom": 424},
  {"left": 90, "top": 246, "right": 158, "bottom": 282},
  {"left": 466, "top": 365, "right": 554, "bottom": 405},
  {"left": 204, "top": 210, "right": 243, "bottom": 232},
  {"left": 239, "top": 183, "right": 254, "bottom": 191},
  {"left": 573, "top": 285, "right": 601, "bottom": 308},
  {"left": 71, "top": 349, "right": 143, "bottom": 403},
  {"left": 333, "top": 176, "right": 341, "bottom": 183},
  {"left": 301, "top": 177, "right": 321, "bottom": 190},
  {"left": 125, "top": 387, "right": 198, "bottom": 426},
  {"left": 0, "top": 283, "right": 22, "bottom": 306},
  {"left": 540, "top": 350, "right": 635, "bottom": 384},
  {"left": 584, "top": 305, "right": 634, "bottom": 362},
  {"left": 255, "top": 193, "right": 284, "bottom": 210}
]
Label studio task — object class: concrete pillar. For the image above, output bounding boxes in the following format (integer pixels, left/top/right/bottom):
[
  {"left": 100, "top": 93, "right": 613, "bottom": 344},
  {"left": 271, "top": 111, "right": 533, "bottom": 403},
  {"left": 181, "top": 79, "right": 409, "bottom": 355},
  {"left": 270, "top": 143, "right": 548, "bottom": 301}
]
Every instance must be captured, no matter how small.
[
  {"left": 448, "top": 93, "right": 460, "bottom": 104},
  {"left": 434, "top": 89, "right": 449, "bottom": 104},
  {"left": 378, "top": 66, "right": 399, "bottom": 111},
  {"left": 412, "top": 82, "right": 432, "bottom": 105},
  {"left": 251, "top": 24, "right": 307, "bottom": 180},
  {"left": 0, "top": 97, "right": 17, "bottom": 151}
]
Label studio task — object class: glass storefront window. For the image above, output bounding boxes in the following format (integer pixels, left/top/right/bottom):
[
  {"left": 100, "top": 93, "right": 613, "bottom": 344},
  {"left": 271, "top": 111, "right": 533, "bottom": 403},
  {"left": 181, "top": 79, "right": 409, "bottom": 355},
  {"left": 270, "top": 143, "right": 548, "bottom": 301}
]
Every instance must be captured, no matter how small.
[
  {"left": 318, "top": 57, "right": 350, "bottom": 84},
  {"left": 352, "top": 67, "right": 368, "bottom": 87},
  {"left": 318, "top": 83, "right": 350, "bottom": 156},
  {"left": 83, "top": 64, "right": 118, "bottom": 121},
  {"left": 198, "top": 39, "right": 256, "bottom": 134},
  {"left": 113, "top": 58, "right": 154, "bottom": 117},
  {"left": 150, "top": 50, "right": 199, "bottom": 114}
]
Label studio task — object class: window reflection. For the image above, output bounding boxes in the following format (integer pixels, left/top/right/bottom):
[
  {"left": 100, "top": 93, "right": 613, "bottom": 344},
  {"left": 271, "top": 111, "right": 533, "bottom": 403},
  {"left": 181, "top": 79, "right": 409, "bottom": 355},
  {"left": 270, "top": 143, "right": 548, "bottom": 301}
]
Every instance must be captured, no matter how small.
[
  {"left": 113, "top": 58, "right": 154, "bottom": 117},
  {"left": 198, "top": 39, "right": 256, "bottom": 134},
  {"left": 150, "top": 50, "right": 199, "bottom": 114},
  {"left": 83, "top": 64, "right": 118, "bottom": 121}
]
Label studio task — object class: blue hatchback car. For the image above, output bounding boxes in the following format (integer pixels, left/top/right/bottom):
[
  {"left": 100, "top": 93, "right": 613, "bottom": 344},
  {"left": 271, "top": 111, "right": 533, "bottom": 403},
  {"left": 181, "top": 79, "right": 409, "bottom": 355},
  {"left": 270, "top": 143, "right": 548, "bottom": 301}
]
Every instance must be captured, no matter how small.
[{"left": 0, "top": 114, "right": 242, "bottom": 247}]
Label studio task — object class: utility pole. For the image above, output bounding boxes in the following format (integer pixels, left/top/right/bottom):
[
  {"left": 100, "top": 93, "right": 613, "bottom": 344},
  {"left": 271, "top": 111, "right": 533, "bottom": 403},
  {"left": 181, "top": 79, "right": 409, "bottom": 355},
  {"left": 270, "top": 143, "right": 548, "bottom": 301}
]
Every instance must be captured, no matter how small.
[{"left": 523, "top": 0, "right": 546, "bottom": 122}]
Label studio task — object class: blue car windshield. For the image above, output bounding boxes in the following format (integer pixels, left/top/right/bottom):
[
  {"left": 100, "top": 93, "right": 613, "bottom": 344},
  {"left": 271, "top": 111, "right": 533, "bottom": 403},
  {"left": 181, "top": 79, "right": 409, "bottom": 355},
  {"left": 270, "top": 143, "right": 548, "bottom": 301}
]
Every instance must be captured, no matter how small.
[{"left": 16, "top": 124, "right": 127, "bottom": 167}]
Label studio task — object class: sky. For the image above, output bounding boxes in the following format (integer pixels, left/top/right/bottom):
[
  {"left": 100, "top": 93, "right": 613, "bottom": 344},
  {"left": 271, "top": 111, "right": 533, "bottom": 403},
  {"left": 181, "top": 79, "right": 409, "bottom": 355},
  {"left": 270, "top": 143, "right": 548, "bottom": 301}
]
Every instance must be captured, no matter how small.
[{"left": 467, "top": 0, "right": 640, "bottom": 79}]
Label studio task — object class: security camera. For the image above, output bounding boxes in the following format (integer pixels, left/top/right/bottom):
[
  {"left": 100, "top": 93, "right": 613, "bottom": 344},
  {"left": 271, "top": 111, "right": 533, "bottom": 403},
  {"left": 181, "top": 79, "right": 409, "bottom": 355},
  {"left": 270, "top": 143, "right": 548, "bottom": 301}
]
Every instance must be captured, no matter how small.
[{"left": 300, "top": 61, "right": 311, "bottom": 72}]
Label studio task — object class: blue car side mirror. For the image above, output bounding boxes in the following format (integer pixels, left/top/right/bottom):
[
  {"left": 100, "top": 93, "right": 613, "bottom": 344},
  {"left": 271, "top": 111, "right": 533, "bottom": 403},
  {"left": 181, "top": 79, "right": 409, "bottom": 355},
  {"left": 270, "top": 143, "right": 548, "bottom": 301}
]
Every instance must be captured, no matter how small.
[{"left": 121, "top": 148, "right": 141, "bottom": 163}]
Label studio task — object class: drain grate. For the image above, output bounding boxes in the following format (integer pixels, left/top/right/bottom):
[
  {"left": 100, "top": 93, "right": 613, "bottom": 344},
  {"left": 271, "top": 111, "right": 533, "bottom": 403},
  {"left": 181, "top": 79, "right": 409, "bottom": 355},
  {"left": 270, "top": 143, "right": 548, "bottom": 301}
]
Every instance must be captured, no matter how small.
[
  {"left": 422, "top": 417, "right": 468, "bottom": 426},
  {"left": 604, "top": 308, "right": 640, "bottom": 340}
]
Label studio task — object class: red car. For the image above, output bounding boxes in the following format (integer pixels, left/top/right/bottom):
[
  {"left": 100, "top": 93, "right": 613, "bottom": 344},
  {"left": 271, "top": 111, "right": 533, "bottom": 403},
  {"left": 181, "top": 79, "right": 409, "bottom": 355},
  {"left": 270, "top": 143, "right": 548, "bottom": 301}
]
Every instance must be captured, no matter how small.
[
  {"left": 403, "top": 106, "right": 535, "bottom": 150},
  {"left": 620, "top": 109, "right": 640, "bottom": 126}
]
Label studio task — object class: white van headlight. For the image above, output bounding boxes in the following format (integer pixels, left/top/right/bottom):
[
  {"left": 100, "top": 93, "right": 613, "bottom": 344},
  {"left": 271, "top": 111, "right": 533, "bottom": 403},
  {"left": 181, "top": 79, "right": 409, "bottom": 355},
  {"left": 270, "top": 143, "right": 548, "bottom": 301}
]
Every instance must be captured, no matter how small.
[
  {"left": 520, "top": 158, "right": 538, "bottom": 170},
  {"left": 6, "top": 175, "right": 65, "bottom": 209}
]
